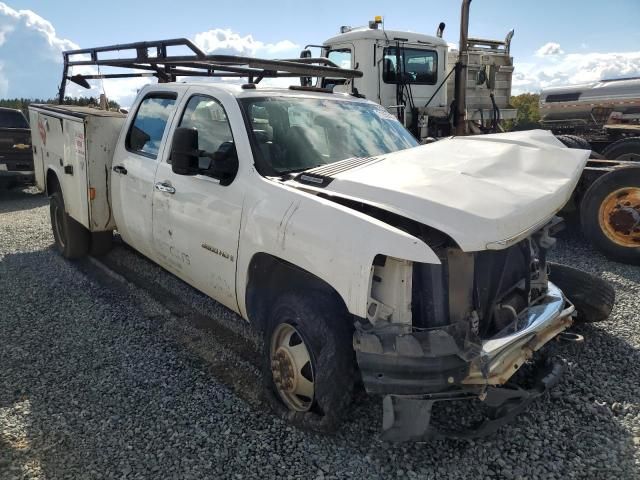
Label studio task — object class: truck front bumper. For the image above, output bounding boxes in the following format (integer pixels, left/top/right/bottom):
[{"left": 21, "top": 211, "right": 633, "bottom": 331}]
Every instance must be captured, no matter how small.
[{"left": 353, "top": 282, "right": 575, "bottom": 440}]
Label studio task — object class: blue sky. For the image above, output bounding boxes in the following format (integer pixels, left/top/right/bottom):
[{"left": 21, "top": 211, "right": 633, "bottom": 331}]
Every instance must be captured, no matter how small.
[{"left": 1, "top": 0, "right": 639, "bottom": 104}]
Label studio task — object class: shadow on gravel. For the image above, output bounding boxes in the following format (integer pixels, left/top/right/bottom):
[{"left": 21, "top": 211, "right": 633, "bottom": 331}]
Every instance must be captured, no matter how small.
[{"left": 0, "top": 186, "right": 46, "bottom": 214}]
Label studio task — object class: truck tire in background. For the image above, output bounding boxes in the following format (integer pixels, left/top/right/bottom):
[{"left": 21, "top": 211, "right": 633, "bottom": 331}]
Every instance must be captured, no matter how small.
[
  {"left": 580, "top": 166, "right": 640, "bottom": 265},
  {"left": 564, "top": 135, "right": 592, "bottom": 151},
  {"left": 547, "top": 262, "right": 615, "bottom": 323},
  {"left": 49, "top": 191, "right": 90, "bottom": 259},
  {"left": 90, "top": 231, "right": 113, "bottom": 256},
  {"left": 601, "top": 137, "right": 640, "bottom": 162},
  {"left": 556, "top": 135, "right": 581, "bottom": 149},
  {"left": 263, "top": 291, "right": 355, "bottom": 432}
]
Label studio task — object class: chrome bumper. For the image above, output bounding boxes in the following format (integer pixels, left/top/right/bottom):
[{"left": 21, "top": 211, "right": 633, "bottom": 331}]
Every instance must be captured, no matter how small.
[{"left": 463, "top": 282, "right": 574, "bottom": 385}]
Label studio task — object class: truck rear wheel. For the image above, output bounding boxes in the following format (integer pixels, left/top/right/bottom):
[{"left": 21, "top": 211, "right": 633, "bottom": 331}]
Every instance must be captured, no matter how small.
[
  {"left": 580, "top": 167, "right": 640, "bottom": 265},
  {"left": 263, "top": 291, "right": 355, "bottom": 432},
  {"left": 601, "top": 137, "right": 640, "bottom": 161},
  {"left": 49, "top": 191, "right": 90, "bottom": 259},
  {"left": 548, "top": 263, "right": 615, "bottom": 323}
]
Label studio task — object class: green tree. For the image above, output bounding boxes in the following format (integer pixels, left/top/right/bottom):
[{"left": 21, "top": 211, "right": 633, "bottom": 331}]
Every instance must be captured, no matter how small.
[{"left": 505, "top": 93, "right": 541, "bottom": 131}]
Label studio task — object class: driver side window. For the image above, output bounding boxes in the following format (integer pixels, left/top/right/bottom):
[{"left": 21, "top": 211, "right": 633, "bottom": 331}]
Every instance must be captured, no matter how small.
[{"left": 179, "top": 95, "right": 234, "bottom": 169}]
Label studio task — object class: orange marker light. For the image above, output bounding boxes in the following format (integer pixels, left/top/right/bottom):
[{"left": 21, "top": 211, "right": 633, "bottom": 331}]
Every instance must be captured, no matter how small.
[{"left": 89, "top": 187, "right": 96, "bottom": 200}]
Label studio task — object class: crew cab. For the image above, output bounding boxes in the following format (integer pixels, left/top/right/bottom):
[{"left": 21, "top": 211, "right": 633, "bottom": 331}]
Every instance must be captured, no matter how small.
[
  {"left": 0, "top": 107, "right": 33, "bottom": 189},
  {"left": 29, "top": 79, "right": 613, "bottom": 441}
]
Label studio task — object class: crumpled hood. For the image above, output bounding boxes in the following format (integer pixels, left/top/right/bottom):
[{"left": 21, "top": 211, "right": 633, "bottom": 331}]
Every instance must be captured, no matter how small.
[{"left": 296, "top": 130, "right": 589, "bottom": 252}]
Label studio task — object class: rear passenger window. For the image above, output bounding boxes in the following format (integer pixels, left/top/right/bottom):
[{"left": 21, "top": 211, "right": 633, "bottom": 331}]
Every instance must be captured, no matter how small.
[{"left": 126, "top": 94, "right": 177, "bottom": 158}]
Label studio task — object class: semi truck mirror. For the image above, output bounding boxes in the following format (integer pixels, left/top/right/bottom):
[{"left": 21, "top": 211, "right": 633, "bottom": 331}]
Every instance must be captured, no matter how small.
[{"left": 171, "top": 127, "right": 199, "bottom": 176}]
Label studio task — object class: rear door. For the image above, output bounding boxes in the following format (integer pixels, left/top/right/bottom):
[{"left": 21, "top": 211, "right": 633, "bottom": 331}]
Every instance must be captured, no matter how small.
[
  {"left": 152, "top": 91, "right": 245, "bottom": 312},
  {"left": 111, "top": 92, "right": 178, "bottom": 258}
]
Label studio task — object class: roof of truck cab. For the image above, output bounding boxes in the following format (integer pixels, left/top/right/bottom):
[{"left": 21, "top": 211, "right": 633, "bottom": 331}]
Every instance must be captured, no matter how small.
[{"left": 323, "top": 28, "right": 447, "bottom": 47}]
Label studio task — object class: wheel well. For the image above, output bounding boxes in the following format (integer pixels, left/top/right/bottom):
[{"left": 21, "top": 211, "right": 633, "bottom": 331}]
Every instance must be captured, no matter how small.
[
  {"left": 46, "top": 169, "right": 60, "bottom": 196},
  {"left": 245, "top": 253, "right": 348, "bottom": 332}
]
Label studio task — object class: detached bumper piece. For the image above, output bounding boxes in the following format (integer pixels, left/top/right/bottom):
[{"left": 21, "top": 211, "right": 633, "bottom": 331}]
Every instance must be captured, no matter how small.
[
  {"left": 354, "top": 282, "right": 575, "bottom": 441},
  {"left": 381, "top": 356, "right": 566, "bottom": 442}
]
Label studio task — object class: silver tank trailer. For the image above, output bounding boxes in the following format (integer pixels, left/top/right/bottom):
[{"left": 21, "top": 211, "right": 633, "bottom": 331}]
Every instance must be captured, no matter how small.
[{"left": 540, "top": 77, "right": 640, "bottom": 127}]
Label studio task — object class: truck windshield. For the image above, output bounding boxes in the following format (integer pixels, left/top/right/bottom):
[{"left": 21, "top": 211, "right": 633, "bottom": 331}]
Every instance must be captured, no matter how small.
[
  {"left": 239, "top": 96, "right": 418, "bottom": 175},
  {"left": 0, "top": 110, "right": 29, "bottom": 129}
]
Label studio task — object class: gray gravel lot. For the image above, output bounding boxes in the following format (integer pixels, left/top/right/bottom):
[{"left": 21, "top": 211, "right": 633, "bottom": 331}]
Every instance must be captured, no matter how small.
[{"left": 1, "top": 186, "right": 639, "bottom": 479}]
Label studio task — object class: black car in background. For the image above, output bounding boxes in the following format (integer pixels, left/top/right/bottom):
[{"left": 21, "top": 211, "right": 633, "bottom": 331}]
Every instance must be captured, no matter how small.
[{"left": 0, "top": 107, "right": 33, "bottom": 189}]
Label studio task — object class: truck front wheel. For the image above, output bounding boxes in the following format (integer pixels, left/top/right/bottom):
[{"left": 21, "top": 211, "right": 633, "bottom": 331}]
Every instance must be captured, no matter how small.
[
  {"left": 580, "top": 167, "right": 640, "bottom": 265},
  {"left": 49, "top": 191, "right": 90, "bottom": 259},
  {"left": 263, "top": 291, "right": 355, "bottom": 432}
]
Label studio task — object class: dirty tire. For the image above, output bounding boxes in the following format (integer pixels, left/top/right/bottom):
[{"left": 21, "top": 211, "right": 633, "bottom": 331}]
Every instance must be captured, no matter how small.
[
  {"left": 556, "top": 135, "right": 580, "bottom": 149},
  {"left": 548, "top": 262, "right": 615, "bottom": 323},
  {"left": 49, "top": 191, "right": 90, "bottom": 259},
  {"left": 90, "top": 231, "right": 114, "bottom": 256},
  {"left": 263, "top": 291, "right": 355, "bottom": 433},
  {"left": 580, "top": 167, "right": 640, "bottom": 265},
  {"left": 590, "top": 150, "right": 605, "bottom": 160},
  {"left": 565, "top": 135, "right": 592, "bottom": 150},
  {"left": 601, "top": 137, "right": 640, "bottom": 161}
]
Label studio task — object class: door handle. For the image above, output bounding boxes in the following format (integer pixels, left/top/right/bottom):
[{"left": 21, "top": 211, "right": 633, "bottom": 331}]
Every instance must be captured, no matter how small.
[
  {"left": 113, "top": 165, "right": 127, "bottom": 175},
  {"left": 154, "top": 182, "right": 176, "bottom": 194}
]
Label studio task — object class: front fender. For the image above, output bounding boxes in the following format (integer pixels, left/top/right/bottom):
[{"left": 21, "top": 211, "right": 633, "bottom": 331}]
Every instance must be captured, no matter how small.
[{"left": 236, "top": 179, "right": 440, "bottom": 319}]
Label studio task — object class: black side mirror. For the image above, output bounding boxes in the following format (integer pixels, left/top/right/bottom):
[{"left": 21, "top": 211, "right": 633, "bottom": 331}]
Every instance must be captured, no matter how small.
[
  {"left": 171, "top": 127, "right": 199, "bottom": 175},
  {"left": 209, "top": 141, "right": 239, "bottom": 186}
]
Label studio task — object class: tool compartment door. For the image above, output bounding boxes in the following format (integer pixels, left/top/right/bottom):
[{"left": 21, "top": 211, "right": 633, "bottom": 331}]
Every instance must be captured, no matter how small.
[{"left": 31, "top": 110, "right": 90, "bottom": 228}]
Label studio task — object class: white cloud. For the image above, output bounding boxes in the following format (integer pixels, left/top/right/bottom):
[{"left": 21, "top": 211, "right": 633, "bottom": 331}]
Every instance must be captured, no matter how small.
[
  {"left": 193, "top": 28, "right": 298, "bottom": 57},
  {"left": 0, "top": 5, "right": 300, "bottom": 106},
  {"left": 535, "top": 42, "right": 564, "bottom": 57},
  {"left": 0, "top": 3, "right": 80, "bottom": 99},
  {"left": 513, "top": 45, "right": 640, "bottom": 94}
]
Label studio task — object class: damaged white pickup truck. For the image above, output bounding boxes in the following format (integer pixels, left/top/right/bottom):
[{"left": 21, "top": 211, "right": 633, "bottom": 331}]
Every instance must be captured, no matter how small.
[{"left": 29, "top": 42, "right": 615, "bottom": 441}]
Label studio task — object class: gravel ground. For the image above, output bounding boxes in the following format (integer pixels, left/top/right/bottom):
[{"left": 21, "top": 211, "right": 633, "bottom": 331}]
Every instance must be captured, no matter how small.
[{"left": 1, "top": 186, "right": 639, "bottom": 479}]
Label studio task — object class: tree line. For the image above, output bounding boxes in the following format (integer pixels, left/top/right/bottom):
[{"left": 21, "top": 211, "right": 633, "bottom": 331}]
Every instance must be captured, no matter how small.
[
  {"left": 1, "top": 94, "right": 539, "bottom": 130},
  {"left": 504, "top": 93, "right": 541, "bottom": 131}
]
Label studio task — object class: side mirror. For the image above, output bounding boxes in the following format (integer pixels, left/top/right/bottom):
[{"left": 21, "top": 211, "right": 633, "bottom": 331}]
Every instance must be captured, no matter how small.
[
  {"left": 209, "top": 141, "right": 238, "bottom": 186},
  {"left": 171, "top": 127, "right": 199, "bottom": 175}
]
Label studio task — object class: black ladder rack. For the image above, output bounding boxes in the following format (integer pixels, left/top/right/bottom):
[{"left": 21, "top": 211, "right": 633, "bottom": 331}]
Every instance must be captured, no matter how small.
[{"left": 59, "top": 37, "right": 362, "bottom": 103}]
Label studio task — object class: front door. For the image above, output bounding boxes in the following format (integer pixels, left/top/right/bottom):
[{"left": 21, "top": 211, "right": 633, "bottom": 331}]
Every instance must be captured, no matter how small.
[
  {"left": 152, "top": 93, "right": 244, "bottom": 312},
  {"left": 111, "top": 92, "right": 178, "bottom": 258}
]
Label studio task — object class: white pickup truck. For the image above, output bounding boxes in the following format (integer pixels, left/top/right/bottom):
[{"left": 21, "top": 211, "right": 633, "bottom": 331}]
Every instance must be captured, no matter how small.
[{"left": 28, "top": 45, "right": 614, "bottom": 441}]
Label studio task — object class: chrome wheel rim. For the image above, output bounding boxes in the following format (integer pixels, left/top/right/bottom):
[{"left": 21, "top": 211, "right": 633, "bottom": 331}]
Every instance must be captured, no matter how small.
[{"left": 270, "top": 323, "right": 315, "bottom": 412}]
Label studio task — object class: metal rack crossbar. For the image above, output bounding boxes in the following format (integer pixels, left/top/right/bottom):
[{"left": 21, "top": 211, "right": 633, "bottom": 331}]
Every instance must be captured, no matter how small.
[{"left": 59, "top": 37, "right": 363, "bottom": 103}]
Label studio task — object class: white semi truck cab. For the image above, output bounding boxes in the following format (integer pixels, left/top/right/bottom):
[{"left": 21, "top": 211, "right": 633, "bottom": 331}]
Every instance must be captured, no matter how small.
[
  {"left": 28, "top": 38, "right": 612, "bottom": 442},
  {"left": 306, "top": 12, "right": 516, "bottom": 141}
]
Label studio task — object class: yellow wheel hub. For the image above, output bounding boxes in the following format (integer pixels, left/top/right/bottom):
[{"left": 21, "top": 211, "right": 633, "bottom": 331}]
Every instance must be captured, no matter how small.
[{"left": 599, "top": 187, "right": 640, "bottom": 248}]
